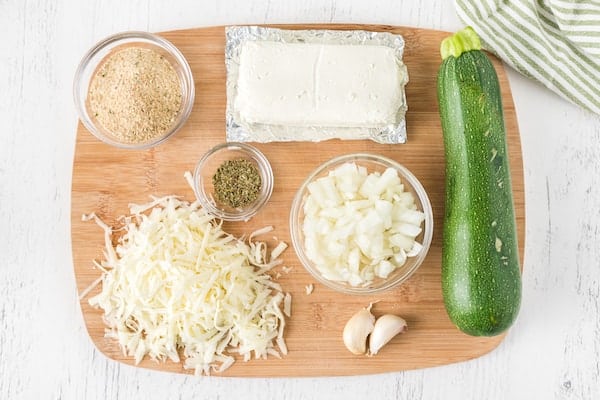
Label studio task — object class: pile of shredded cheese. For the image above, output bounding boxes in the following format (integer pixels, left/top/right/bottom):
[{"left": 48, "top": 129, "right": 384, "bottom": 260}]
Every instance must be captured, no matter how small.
[{"left": 82, "top": 195, "right": 291, "bottom": 375}]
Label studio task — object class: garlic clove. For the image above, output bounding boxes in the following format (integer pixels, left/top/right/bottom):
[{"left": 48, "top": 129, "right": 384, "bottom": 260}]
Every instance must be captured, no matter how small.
[
  {"left": 342, "top": 304, "right": 375, "bottom": 354},
  {"left": 368, "top": 314, "right": 407, "bottom": 356}
]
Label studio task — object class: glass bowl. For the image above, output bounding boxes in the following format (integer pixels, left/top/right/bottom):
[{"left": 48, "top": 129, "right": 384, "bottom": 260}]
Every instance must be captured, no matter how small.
[
  {"left": 73, "top": 31, "right": 195, "bottom": 149},
  {"left": 193, "top": 142, "right": 274, "bottom": 222},
  {"left": 289, "top": 153, "right": 433, "bottom": 294}
]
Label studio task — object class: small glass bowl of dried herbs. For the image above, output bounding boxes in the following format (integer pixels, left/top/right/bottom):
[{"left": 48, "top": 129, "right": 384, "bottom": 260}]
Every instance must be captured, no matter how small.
[{"left": 193, "top": 142, "right": 274, "bottom": 221}]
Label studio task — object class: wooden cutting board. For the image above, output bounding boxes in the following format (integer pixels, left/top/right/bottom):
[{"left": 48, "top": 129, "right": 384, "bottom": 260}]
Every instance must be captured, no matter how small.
[{"left": 71, "top": 24, "right": 525, "bottom": 377}]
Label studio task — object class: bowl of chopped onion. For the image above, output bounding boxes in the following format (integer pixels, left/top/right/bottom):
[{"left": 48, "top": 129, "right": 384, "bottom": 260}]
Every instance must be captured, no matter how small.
[
  {"left": 73, "top": 31, "right": 195, "bottom": 149},
  {"left": 289, "top": 153, "right": 433, "bottom": 294}
]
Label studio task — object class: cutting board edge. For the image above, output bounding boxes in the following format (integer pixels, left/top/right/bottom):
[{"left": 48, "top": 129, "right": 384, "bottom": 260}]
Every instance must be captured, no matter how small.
[
  {"left": 77, "top": 322, "right": 507, "bottom": 378},
  {"left": 70, "top": 23, "right": 524, "bottom": 378}
]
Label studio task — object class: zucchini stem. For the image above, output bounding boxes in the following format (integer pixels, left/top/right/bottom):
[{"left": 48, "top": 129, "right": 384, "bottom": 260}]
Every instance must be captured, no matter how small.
[{"left": 440, "top": 26, "right": 482, "bottom": 60}]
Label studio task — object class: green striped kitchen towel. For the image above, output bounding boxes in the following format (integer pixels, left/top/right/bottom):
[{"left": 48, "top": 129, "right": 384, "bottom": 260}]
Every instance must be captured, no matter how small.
[{"left": 455, "top": 0, "right": 600, "bottom": 115}]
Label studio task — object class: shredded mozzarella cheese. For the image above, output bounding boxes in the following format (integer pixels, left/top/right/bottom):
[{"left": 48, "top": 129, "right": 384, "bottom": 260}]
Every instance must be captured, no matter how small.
[
  {"left": 85, "top": 195, "right": 290, "bottom": 375},
  {"left": 270, "top": 241, "right": 288, "bottom": 262}
]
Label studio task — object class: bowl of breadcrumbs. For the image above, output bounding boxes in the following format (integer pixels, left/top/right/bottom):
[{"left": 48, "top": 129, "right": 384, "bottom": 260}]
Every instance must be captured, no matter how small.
[{"left": 73, "top": 31, "right": 195, "bottom": 149}]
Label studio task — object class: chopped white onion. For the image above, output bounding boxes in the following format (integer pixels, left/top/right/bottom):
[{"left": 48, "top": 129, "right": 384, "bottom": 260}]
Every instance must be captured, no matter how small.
[
  {"left": 302, "top": 162, "right": 425, "bottom": 287},
  {"left": 305, "top": 283, "right": 314, "bottom": 295}
]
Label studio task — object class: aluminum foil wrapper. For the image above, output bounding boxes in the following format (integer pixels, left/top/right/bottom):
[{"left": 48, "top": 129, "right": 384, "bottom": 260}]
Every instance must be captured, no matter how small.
[{"left": 225, "top": 26, "right": 409, "bottom": 144}]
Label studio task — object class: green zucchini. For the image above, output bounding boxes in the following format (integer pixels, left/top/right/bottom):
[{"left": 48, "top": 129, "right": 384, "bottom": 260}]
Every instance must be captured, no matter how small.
[{"left": 437, "top": 27, "right": 521, "bottom": 336}]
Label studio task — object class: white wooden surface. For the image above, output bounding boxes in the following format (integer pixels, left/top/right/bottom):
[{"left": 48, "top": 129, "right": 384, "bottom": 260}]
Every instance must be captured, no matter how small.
[{"left": 2, "top": 0, "right": 600, "bottom": 398}]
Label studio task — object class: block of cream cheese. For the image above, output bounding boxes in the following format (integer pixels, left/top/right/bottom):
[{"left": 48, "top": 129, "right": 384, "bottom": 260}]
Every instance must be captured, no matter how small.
[{"left": 234, "top": 41, "right": 405, "bottom": 129}]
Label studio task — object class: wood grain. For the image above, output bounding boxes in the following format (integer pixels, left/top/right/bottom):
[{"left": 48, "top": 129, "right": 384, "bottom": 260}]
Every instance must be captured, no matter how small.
[{"left": 71, "top": 24, "right": 525, "bottom": 377}]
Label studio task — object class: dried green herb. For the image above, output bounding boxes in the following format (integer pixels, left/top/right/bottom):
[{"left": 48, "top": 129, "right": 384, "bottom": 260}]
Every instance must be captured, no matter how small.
[{"left": 212, "top": 159, "right": 262, "bottom": 208}]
